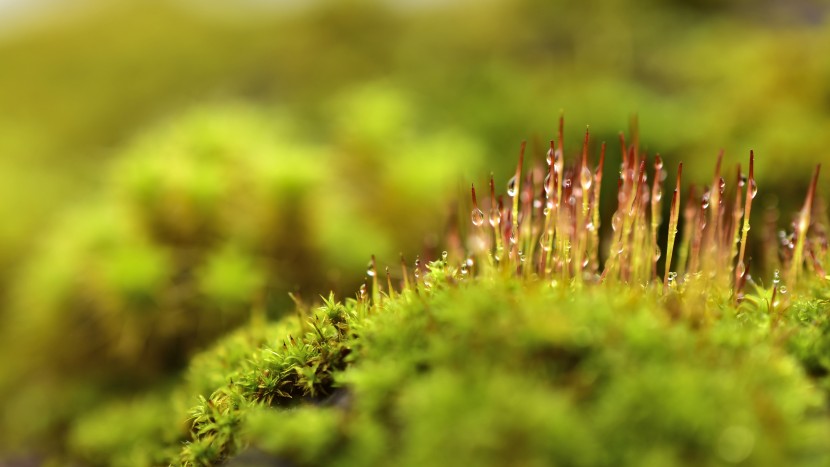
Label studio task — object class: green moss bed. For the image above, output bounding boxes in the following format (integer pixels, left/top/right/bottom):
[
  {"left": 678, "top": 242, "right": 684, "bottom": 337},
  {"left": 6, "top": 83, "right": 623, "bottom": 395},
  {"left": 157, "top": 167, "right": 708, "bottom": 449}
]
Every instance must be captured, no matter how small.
[{"left": 4, "top": 118, "right": 830, "bottom": 466}]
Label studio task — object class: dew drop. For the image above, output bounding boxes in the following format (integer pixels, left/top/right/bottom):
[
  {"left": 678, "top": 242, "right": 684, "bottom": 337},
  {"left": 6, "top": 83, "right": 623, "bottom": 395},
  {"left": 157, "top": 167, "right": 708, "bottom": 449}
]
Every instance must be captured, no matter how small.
[
  {"left": 544, "top": 173, "right": 552, "bottom": 195},
  {"left": 654, "top": 247, "right": 662, "bottom": 261},
  {"left": 586, "top": 222, "right": 596, "bottom": 232},
  {"left": 612, "top": 212, "right": 623, "bottom": 232},
  {"left": 471, "top": 208, "right": 485, "bottom": 226},
  {"left": 442, "top": 250, "right": 449, "bottom": 261},
  {"left": 509, "top": 229, "right": 519, "bottom": 245},
  {"left": 772, "top": 269, "right": 781, "bottom": 285},
  {"left": 546, "top": 148, "right": 554, "bottom": 166},
  {"left": 778, "top": 286, "right": 788, "bottom": 294},
  {"left": 366, "top": 262, "right": 376, "bottom": 277},
  {"left": 701, "top": 192, "right": 711, "bottom": 209},
  {"left": 563, "top": 179, "right": 572, "bottom": 189},
  {"left": 466, "top": 257, "right": 474, "bottom": 267},
  {"left": 568, "top": 195, "right": 576, "bottom": 206},
  {"left": 359, "top": 283, "right": 367, "bottom": 299},
  {"left": 668, "top": 272, "right": 678, "bottom": 283},
  {"left": 460, "top": 264, "right": 468, "bottom": 276},
  {"left": 581, "top": 166, "right": 593, "bottom": 189},
  {"left": 739, "top": 175, "right": 747, "bottom": 187},
  {"left": 736, "top": 261, "right": 746, "bottom": 278},
  {"left": 488, "top": 208, "right": 501, "bottom": 227},
  {"left": 507, "top": 176, "right": 518, "bottom": 197},
  {"left": 653, "top": 189, "right": 662, "bottom": 202},
  {"left": 749, "top": 179, "right": 758, "bottom": 199},
  {"left": 540, "top": 230, "right": 552, "bottom": 251},
  {"left": 543, "top": 207, "right": 550, "bottom": 216}
]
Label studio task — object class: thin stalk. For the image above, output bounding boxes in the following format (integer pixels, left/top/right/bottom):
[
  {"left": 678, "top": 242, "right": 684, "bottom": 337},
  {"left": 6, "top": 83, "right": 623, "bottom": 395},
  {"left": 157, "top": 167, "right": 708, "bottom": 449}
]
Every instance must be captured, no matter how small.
[
  {"left": 736, "top": 151, "right": 756, "bottom": 299},
  {"left": 790, "top": 164, "right": 821, "bottom": 285},
  {"left": 663, "top": 163, "right": 683, "bottom": 293}
]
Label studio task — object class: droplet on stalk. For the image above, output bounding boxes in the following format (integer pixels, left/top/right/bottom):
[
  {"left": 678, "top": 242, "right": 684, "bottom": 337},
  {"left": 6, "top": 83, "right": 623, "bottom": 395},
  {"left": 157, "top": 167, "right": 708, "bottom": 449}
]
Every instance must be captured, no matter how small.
[
  {"left": 471, "top": 209, "right": 485, "bottom": 226},
  {"left": 581, "top": 166, "right": 593, "bottom": 190},
  {"left": 507, "top": 176, "right": 518, "bottom": 197},
  {"left": 471, "top": 184, "right": 485, "bottom": 226},
  {"left": 489, "top": 207, "right": 501, "bottom": 227},
  {"left": 540, "top": 230, "right": 552, "bottom": 251}
]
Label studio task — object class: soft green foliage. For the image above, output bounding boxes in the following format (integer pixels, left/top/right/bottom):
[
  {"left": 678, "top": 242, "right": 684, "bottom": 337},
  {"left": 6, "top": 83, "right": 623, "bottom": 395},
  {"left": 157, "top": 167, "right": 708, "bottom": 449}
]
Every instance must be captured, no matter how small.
[
  {"left": 64, "top": 273, "right": 830, "bottom": 467},
  {"left": 0, "top": 86, "right": 483, "bottom": 452}
]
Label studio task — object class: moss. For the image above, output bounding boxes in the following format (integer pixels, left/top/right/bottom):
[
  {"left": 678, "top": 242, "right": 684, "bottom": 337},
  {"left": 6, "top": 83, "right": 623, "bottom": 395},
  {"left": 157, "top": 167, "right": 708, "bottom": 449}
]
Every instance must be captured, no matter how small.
[
  {"left": 0, "top": 86, "right": 485, "bottom": 452},
  {"left": 6, "top": 114, "right": 830, "bottom": 466},
  {"left": 70, "top": 275, "right": 827, "bottom": 467}
]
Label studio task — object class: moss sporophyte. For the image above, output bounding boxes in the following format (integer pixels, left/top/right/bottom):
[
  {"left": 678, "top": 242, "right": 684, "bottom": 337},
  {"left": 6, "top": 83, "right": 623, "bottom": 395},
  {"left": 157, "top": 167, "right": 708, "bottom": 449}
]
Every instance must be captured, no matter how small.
[{"left": 57, "top": 118, "right": 830, "bottom": 466}]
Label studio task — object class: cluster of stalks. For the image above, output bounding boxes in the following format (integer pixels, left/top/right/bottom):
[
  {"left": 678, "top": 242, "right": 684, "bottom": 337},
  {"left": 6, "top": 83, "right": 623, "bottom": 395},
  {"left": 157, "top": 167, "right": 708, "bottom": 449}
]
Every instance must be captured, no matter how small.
[{"left": 363, "top": 117, "right": 824, "bottom": 309}]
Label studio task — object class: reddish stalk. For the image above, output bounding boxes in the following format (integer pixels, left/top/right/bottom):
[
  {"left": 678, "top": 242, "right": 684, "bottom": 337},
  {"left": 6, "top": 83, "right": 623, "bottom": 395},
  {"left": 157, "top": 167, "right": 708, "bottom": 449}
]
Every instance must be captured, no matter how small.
[{"left": 790, "top": 164, "right": 822, "bottom": 285}]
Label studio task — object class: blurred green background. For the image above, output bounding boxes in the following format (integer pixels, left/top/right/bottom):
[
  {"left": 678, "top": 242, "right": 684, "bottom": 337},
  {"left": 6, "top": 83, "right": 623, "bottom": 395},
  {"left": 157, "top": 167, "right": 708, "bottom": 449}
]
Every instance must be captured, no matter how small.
[{"left": 1, "top": 0, "right": 829, "bottom": 460}]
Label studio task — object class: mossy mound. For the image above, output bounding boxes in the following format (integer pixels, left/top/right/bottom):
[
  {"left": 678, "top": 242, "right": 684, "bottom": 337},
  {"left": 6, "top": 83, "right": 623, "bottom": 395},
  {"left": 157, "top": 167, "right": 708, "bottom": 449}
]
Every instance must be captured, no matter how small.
[
  {"left": 0, "top": 86, "right": 482, "bottom": 453},
  {"left": 66, "top": 263, "right": 830, "bottom": 466}
]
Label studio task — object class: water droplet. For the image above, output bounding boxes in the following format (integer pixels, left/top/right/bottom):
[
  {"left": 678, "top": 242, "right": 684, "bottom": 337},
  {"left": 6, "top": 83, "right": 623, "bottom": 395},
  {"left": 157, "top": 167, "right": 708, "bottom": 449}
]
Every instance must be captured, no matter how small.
[
  {"left": 778, "top": 285, "right": 788, "bottom": 294},
  {"left": 546, "top": 148, "right": 554, "bottom": 166},
  {"left": 543, "top": 207, "right": 551, "bottom": 216},
  {"left": 568, "top": 195, "right": 576, "bottom": 206},
  {"left": 488, "top": 208, "right": 501, "bottom": 227},
  {"left": 471, "top": 208, "right": 485, "bottom": 226},
  {"left": 509, "top": 229, "right": 519, "bottom": 245},
  {"left": 533, "top": 199, "right": 543, "bottom": 209},
  {"left": 736, "top": 261, "right": 746, "bottom": 278},
  {"left": 772, "top": 269, "right": 781, "bottom": 285},
  {"left": 581, "top": 166, "right": 593, "bottom": 189},
  {"left": 460, "top": 264, "right": 468, "bottom": 276},
  {"left": 414, "top": 257, "right": 421, "bottom": 279},
  {"left": 442, "top": 250, "right": 448, "bottom": 261},
  {"left": 654, "top": 247, "right": 662, "bottom": 261},
  {"left": 544, "top": 173, "right": 552, "bottom": 195},
  {"left": 749, "top": 179, "right": 758, "bottom": 199},
  {"left": 359, "top": 283, "right": 367, "bottom": 298},
  {"left": 719, "top": 177, "right": 726, "bottom": 194},
  {"left": 540, "top": 230, "right": 552, "bottom": 251},
  {"left": 668, "top": 272, "right": 678, "bottom": 283},
  {"left": 507, "top": 176, "right": 518, "bottom": 197},
  {"left": 701, "top": 192, "right": 711, "bottom": 209},
  {"left": 366, "top": 261, "right": 376, "bottom": 277},
  {"left": 653, "top": 189, "right": 662, "bottom": 202},
  {"left": 466, "top": 257, "right": 474, "bottom": 267},
  {"left": 586, "top": 222, "right": 596, "bottom": 232},
  {"left": 612, "top": 212, "right": 623, "bottom": 232},
  {"left": 739, "top": 175, "right": 747, "bottom": 187},
  {"left": 563, "top": 179, "right": 572, "bottom": 189}
]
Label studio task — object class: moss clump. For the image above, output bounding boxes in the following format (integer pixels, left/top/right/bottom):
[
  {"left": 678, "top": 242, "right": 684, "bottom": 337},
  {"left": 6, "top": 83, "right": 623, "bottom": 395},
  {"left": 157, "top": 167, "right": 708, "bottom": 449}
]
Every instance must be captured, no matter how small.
[
  {"left": 68, "top": 267, "right": 830, "bottom": 466},
  {"left": 12, "top": 120, "right": 830, "bottom": 466},
  {"left": 0, "top": 85, "right": 483, "bottom": 453}
]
